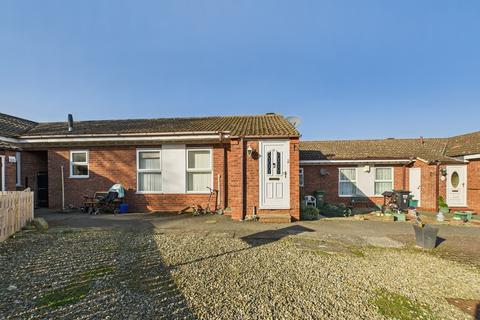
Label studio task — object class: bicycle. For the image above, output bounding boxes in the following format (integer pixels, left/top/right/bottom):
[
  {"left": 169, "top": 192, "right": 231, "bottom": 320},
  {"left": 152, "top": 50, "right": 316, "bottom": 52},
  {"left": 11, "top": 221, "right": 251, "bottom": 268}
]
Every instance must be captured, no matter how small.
[{"left": 191, "top": 187, "right": 218, "bottom": 215}]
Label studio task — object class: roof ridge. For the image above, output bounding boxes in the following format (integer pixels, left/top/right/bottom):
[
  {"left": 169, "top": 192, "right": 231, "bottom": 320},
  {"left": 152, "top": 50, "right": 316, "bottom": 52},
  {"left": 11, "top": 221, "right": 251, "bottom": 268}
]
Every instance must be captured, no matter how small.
[
  {"left": 0, "top": 112, "right": 38, "bottom": 125},
  {"left": 300, "top": 137, "right": 446, "bottom": 143},
  {"left": 35, "top": 113, "right": 283, "bottom": 124}
]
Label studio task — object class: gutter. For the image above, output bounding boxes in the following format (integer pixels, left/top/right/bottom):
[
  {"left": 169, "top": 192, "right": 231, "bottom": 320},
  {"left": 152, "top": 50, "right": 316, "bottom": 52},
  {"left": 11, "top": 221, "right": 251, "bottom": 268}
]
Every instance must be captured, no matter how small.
[
  {"left": 300, "top": 159, "right": 412, "bottom": 165},
  {"left": 1, "top": 132, "right": 230, "bottom": 144}
]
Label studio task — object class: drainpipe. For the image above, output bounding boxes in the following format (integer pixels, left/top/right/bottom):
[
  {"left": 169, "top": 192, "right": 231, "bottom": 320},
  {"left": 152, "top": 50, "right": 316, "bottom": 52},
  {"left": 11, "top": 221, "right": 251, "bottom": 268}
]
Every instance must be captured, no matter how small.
[
  {"left": 435, "top": 161, "right": 440, "bottom": 212},
  {"left": 240, "top": 137, "right": 246, "bottom": 220}
]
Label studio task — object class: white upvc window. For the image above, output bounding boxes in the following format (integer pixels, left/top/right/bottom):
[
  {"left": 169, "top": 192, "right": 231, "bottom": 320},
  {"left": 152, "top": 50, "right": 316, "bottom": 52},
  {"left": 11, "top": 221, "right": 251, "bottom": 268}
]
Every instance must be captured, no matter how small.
[
  {"left": 137, "top": 149, "right": 162, "bottom": 193},
  {"left": 339, "top": 168, "right": 357, "bottom": 197},
  {"left": 299, "top": 167, "right": 304, "bottom": 187},
  {"left": 70, "top": 150, "right": 89, "bottom": 178},
  {"left": 186, "top": 148, "right": 212, "bottom": 193},
  {"left": 15, "top": 151, "right": 22, "bottom": 186},
  {"left": 374, "top": 167, "right": 393, "bottom": 195}
]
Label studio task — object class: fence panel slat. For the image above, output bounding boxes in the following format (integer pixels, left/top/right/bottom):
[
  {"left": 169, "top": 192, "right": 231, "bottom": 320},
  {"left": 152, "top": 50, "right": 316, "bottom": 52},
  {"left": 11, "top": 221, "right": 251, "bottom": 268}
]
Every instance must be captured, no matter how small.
[{"left": 0, "top": 191, "right": 34, "bottom": 242}]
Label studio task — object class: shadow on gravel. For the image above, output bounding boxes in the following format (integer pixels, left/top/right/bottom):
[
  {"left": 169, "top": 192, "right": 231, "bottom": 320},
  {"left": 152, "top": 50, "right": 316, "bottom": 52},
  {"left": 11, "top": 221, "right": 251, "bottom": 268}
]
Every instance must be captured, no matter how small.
[
  {"left": 172, "top": 225, "right": 315, "bottom": 268},
  {"left": 0, "top": 222, "right": 195, "bottom": 319}
]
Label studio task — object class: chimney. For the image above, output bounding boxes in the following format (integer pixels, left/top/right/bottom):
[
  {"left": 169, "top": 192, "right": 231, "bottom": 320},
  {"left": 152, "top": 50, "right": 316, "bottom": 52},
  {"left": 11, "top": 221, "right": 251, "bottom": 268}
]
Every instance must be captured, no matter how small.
[
  {"left": 68, "top": 114, "right": 74, "bottom": 132},
  {"left": 420, "top": 136, "right": 424, "bottom": 145}
]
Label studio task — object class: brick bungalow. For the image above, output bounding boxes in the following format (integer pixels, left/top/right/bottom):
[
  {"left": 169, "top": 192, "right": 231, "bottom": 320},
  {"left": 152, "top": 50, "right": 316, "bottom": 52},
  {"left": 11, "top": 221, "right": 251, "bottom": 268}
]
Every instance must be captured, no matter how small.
[
  {"left": 0, "top": 112, "right": 300, "bottom": 222},
  {"left": 300, "top": 133, "right": 480, "bottom": 213}
]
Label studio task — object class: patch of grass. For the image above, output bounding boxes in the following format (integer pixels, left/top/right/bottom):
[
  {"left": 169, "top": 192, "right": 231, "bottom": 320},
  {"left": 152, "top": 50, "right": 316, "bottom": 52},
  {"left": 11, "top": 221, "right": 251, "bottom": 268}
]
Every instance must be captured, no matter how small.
[
  {"left": 36, "top": 265, "right": 114, "bottom": 309},
  {"left": 37, "top": 283, "right": 91, "bottom": 308},
  {"left": 372, "top": 289, "right": 435, "bottom": 320},
  {"left": 78, "top": 265, "right": 114, "bottom": 281}
]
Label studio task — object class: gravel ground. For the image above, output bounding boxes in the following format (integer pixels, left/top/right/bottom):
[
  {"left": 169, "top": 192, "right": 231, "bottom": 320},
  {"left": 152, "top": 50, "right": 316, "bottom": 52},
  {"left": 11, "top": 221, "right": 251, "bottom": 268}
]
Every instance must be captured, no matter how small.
[{"left": 1, "top": 228, "right": 479, "bottom": 319}]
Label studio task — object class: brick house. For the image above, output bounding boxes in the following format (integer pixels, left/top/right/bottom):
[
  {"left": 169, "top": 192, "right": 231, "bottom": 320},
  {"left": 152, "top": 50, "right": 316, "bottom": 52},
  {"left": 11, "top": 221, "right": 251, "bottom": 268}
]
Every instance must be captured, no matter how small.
[
  {"left": 300, "top": 133, "right": 480, "bottom": 213},
  {"left": 0, "top": 112, "right": 300, "bottom": 222}
]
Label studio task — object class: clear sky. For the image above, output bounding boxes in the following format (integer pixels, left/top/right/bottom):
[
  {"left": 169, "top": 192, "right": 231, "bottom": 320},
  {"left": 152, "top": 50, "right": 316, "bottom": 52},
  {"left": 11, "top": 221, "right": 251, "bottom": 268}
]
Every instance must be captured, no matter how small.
[{"left": 1, "top": 1, "right": 479, "bottom": 140}]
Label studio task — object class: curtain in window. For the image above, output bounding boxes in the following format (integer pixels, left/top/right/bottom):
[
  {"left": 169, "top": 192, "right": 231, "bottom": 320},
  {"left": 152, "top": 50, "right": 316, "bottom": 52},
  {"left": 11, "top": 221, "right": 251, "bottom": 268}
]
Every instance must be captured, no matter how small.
[
  {"left": 138, "top": 172, "right": 162, "bottom": 192},
  {"left": 340, "top": 181, "right": 356, "bottom": 196},
  {"left": 339, "top": 168, "right": 356, "bottom": 196},
  {"left": 139, "top": 152, "right": 161, "bottom": 169},
  {"left": 339, "top": 168, "right": 355, "bottom": 181},
  {"left": 375, "top": 168, "right": 393, "bottom": 195},
  {"left": 375, "top": 182, "right": 392, "bottom": 195},
  {"left": 375, "top": 168, "right": 392, "bottom": 180},
  {"left": 187, "top": 172, "right": 212, "bottom": 192},
  {"left": 188, "top": 150, "right": 210, "bottom": 169},
  {"left": 72, "top": 152, "right": 86, "bottom": 163}
]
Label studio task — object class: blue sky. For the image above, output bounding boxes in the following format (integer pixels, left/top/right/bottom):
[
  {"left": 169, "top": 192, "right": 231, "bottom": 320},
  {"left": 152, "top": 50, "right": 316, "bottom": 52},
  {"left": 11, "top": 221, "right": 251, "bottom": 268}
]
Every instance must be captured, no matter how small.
[{"left": 1, "top": 1, "right": 479, "bottom": 140}]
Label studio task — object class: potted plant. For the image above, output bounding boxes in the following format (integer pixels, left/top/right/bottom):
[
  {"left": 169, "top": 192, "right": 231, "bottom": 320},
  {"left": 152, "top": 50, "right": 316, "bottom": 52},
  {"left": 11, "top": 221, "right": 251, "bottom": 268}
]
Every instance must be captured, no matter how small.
[{"left": 438, "top": 196, "right": 449, "bottom": 214}]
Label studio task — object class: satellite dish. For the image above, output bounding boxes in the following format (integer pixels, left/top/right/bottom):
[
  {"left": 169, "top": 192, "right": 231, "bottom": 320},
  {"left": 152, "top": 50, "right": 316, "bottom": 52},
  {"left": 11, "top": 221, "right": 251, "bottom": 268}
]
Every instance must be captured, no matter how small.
[{"left": 286, "top": 116, "right": 301, "bottom": 128}]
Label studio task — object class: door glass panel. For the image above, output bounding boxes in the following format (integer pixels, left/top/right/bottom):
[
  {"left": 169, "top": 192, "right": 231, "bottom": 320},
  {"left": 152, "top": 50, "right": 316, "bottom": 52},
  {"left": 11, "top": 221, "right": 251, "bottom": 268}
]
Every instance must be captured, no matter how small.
[
  {"left": 451, "top": 171, "right": 460, "bottom": 188},
  {"left": 276, "top": 151, "right": 282, "bottom": 175},
  {"left": 267, "top": 152, "right": 272, "bottom": 175}
]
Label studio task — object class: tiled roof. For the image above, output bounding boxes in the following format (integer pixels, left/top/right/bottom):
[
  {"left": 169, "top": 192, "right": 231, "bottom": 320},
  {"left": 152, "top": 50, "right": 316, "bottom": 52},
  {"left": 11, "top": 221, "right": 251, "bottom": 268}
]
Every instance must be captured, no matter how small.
[
  {"left": 0, "top": 113, "right": 37, "bottom": 138},
  {"left": 300, "top": 138, "right": 462, "bottom": 163},
  {"left": 0, "top": 141, "right": 19, "bottom": 150},
  {"left": 445, "top": 131, "right": 480, "bottom": 156},
  {"left": 22, "top": 114, "right": 300, "bottom": 137}
]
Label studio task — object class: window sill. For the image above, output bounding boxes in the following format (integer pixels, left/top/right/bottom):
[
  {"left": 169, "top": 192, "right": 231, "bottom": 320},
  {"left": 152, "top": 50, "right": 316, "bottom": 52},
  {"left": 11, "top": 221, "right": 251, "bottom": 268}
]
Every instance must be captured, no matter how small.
[
  {"left": 69, "top": 176, "right": 90, "bottom": 179},
  {"left": 135, "top": 191, "right": 164, "bottom": 195}
]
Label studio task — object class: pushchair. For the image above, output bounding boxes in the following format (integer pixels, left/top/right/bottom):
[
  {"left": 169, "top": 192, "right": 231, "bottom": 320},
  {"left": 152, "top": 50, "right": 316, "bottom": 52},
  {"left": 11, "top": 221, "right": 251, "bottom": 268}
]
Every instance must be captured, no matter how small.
[{"left": 81, "top": 184, "right": 125, "bottom": 215}]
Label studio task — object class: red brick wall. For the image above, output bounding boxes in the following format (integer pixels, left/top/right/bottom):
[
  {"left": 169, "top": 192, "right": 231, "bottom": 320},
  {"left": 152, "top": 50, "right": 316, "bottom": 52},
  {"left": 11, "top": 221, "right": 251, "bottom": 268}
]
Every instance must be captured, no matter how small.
[
  {"left": 466, "top": 160, "right": 480, "bottom": 212},
  {"left": 47, "top": 145, "right": 226, "bottom": 212}
]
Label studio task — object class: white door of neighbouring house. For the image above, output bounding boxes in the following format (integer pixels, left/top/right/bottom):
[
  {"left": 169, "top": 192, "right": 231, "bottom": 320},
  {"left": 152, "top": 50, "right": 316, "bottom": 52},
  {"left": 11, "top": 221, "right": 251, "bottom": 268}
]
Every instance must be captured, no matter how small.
[
  {"left": 259, "top": 140, "right": 290, "bottom": 209},
  {"left": 409, "top": 168, "right": 421, "bottom": 207},
  {"left": 446, "top": 165, "right": 467, "bottom": 207}
]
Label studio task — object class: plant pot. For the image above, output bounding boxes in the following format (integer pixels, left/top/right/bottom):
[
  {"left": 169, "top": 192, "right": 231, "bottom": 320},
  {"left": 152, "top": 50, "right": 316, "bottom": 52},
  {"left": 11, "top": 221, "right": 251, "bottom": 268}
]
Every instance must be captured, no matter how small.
[
  {"left": 439, "top": 207, "right": 449, "bottom": 214},
  {"left": 413, "top": 224, "right": 439, "bottom": 249}
]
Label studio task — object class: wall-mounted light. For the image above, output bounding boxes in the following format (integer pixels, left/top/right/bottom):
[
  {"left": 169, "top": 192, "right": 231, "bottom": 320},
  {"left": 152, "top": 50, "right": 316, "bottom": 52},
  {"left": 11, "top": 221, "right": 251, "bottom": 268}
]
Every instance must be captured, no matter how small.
[
  {"left": 440, "top": 168, "right": 447, "bottom": 176},
  {"left": 247, "top": 145, "right": 253, "bottom": 157}
]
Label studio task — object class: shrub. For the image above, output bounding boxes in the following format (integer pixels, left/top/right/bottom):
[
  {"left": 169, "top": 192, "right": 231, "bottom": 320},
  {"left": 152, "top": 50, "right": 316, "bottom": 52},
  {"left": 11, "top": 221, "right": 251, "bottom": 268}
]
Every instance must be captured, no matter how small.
[{"left": 301, "top": 206, "right": 320, "bottom": 221}]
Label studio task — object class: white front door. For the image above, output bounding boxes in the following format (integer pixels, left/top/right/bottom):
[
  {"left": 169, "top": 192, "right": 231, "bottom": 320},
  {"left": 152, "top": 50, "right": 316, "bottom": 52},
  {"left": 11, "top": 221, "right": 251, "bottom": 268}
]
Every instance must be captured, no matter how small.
[
  {"left": 409, "top": 168, "right": 421, "bottom": 207},
  {"left": 446, "top": 165, "right": 467, "bottom": 207},
  {"left": 259, "top": 140, "right": 290, "bottom": 209}
]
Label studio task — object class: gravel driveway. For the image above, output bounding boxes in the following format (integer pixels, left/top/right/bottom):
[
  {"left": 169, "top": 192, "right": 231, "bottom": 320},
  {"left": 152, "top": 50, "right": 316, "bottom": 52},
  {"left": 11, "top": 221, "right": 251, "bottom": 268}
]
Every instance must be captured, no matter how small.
[{"left": 1, "top": 227, "right": 479, "bottom": 319}]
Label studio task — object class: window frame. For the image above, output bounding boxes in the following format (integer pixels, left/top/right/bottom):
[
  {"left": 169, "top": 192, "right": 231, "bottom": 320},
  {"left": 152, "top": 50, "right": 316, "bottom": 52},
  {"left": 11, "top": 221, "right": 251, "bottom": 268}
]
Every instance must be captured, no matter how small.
[
  {"left": 299, "top": 167, "right": 304, "bottom": 187},
  {"left": 338, "top": 167, "right": 357, "bottom": 197},
  {"left": 374, "top": 167, "right": 394, "bottom": 196},
  {"left": 186, "top": 148, "right": 213, "bottom": 194},
  {"left": 136, "top": 148, "right": 163, "bottom": 194},
  {"left": 15, "top": 151, "right": 22, "bottom": 187},
  {"left": 69, "top": 150, "right": 89, "bottom": 179}
]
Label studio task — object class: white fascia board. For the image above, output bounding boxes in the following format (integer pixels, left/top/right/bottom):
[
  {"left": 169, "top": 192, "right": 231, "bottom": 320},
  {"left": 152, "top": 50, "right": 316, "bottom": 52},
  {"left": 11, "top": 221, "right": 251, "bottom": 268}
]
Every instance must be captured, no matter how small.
[
  {"left": 0, "top": 136, "right": 19, "bottom": 143},
  {"left": 300, "top": 159, "right": 412, "bottom": 165},
  {"left": 463, "top": 153, "right": 480, "bottom": 160}
]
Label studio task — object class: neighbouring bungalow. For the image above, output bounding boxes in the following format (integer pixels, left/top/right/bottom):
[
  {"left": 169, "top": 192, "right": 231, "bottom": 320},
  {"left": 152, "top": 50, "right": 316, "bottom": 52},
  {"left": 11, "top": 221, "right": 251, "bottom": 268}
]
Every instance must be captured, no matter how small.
[
  {"left": 300, "top": 133, "right": 480, "bottom": 213},
  {"left": 0, "top": 112, "right": 301, "bottom": 222}
]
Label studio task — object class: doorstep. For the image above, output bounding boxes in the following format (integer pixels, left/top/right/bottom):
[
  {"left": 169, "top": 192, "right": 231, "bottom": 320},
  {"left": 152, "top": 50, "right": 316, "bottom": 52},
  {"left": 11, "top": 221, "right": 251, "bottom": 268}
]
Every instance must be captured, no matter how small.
[{"left": 257, "top": 213, "right": 292, "bottom": 223}]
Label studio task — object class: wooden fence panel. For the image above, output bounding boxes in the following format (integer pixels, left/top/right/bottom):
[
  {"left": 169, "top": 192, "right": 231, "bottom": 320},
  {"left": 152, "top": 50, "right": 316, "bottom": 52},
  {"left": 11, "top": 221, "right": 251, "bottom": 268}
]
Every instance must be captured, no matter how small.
[{"left": 0, "top": 191, "right": 34, "bottom": 242}]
